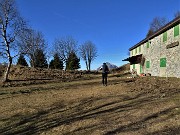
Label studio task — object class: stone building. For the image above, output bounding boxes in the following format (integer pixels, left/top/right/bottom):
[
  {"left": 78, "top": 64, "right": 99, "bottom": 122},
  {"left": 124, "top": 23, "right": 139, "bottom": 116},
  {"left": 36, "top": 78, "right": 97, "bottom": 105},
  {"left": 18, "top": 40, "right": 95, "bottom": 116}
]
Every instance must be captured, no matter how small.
[{"left": 123, "top": 17, "right": 180, "bottom": 78}]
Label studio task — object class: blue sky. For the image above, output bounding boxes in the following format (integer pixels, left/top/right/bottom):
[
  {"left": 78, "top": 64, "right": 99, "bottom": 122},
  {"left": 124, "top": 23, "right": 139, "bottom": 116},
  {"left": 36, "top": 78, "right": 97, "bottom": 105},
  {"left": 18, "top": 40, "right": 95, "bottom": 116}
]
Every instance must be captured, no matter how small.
[{"left": 15, "top": 0, "right": 179, "bottom": 70}]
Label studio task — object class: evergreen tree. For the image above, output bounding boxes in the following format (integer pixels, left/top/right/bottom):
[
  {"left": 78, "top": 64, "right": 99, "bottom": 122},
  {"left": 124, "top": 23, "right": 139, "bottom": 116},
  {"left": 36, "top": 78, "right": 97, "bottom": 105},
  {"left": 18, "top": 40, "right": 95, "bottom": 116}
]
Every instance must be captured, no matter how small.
[
  {"left": 49, "top": 60, "right": 54, "bottom": 69},
  {"left": 66, "top": 52, "right": 80, "bottom": 70},
  {"left": 32, "top": 49, "right": 48, "bottom": 68},
  {"left": 49, "top": 53, "right": 63, "bottom": 69},
  {"left": 17, "top": 55, "right": 28, "bottom": 66}
]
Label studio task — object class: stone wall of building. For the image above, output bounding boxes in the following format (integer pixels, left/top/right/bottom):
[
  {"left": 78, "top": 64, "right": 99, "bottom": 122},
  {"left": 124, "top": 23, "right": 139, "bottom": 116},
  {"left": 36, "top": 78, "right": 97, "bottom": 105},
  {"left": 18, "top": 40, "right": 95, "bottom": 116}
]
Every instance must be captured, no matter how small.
[{"left": 143, "top": 24, "right": 180, "bottom": 78}]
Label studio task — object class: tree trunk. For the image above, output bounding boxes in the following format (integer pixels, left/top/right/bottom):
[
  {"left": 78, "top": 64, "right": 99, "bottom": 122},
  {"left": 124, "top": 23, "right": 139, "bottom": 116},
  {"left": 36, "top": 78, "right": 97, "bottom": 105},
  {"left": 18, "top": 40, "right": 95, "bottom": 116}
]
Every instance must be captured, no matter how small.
[
  {"left": 3, "top": 56, "right": 12, "bottom": 82},
  {"left": 85, "top": 61, "right": 88, "bottom": 71},
  {"left": 88, "top": 61, "right": 91, "bottom": 71},
  {"left": 30, "top": 56, "right": 35, "bottom": 68}
]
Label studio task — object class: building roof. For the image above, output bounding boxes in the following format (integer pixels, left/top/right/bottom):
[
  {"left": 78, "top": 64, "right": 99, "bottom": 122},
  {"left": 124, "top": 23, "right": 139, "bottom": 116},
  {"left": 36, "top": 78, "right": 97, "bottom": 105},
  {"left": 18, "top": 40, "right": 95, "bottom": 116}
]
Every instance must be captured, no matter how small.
[
  {"left": 122, "top": 54, "right": 142, "bottom": 63},
  {"left": 129, "top": 17, "right": 180, "bottom": 51}
]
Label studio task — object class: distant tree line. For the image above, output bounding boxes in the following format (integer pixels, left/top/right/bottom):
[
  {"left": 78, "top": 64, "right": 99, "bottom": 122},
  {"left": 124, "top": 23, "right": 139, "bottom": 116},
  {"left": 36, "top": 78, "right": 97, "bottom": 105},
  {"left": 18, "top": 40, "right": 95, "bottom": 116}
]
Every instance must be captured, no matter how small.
[
  {"left": 0, "top": 0, "right": 97, "bottom": 82},
  {"left": 16, "top": 35, "right": 97, "bottom": 70}
]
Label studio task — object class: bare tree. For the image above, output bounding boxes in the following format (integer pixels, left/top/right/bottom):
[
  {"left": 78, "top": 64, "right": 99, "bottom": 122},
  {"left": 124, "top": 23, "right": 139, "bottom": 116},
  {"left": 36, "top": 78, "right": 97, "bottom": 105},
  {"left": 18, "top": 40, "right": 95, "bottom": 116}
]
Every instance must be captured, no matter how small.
[
  {"left": 18, "top": 29, "right": 47, "bottom": 67},
  {"left": 53, "top": 36, "right": 78, "bottom": 64},
  {"left": 146, "top": 17, "right": 168, "bottom": 37},
  {"left": 46, "top": 46, "right": 53, "bottom": 69},
  {"left": 0, "top": 0, "right": 26, "bottom": 82},
  {"left": 79, "top": 41, "right": 97, "bottom": 71},
  {"left": 174, "top": 11, "right": 180, "bottom": 18},
  {"left": 146, "top": 29, "right": 154, "bottom": 38}
]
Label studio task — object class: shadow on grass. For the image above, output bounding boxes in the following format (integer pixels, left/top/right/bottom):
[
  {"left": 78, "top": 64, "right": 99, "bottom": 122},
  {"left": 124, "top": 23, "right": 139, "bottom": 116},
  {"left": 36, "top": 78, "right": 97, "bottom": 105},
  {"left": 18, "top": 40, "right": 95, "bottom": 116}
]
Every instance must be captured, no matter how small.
[
  {"left": 146, "top": 127, "right": 180, "bottom": 135},
  {"left": 104, "top": 106, "right": 179, "bottom": 135},
  {"left": 0, "top": 88, "right": 179, "bottom": 135}
]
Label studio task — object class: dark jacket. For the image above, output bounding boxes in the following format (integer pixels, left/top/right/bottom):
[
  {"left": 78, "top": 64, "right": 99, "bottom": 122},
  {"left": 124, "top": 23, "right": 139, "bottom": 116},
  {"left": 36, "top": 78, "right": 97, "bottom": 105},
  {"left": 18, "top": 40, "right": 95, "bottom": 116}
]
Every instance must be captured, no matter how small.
[{"left": 102, "top": 63, "right": 109, "bottom": 74}]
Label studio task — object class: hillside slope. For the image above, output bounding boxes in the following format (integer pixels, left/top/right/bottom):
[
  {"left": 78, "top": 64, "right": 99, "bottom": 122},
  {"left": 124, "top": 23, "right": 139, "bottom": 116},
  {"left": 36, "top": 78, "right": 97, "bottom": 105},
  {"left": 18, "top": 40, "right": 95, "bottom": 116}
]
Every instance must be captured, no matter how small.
[
  {"left": 0, "top": 76, "right": 179, "bottom": 135},
  {"left": 0, "top": 65, "right": 82, "bottom": 81}
]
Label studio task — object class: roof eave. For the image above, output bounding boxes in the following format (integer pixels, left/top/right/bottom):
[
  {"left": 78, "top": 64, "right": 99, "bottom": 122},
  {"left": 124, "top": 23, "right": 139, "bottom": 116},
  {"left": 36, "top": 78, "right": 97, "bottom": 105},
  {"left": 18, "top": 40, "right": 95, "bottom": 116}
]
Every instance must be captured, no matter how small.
[{"left": 129, "top": 17, "right": 180, "bottom": 51}]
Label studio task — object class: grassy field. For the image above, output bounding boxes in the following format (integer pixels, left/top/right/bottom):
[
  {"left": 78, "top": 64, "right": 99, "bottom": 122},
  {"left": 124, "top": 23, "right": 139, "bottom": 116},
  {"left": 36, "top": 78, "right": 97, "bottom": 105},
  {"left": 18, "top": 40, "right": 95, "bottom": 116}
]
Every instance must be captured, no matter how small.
[{"left": 0, "top": 75, "right": 180, "bottom": 135}]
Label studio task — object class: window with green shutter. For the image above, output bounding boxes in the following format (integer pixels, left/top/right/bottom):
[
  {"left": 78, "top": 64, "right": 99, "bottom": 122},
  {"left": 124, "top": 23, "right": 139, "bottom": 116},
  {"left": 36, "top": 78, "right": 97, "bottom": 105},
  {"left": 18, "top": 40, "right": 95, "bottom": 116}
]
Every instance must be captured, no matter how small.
[
  {"left": 133, "top": 64, "right": 135, "bottom": 69},
  {"left": 146, "top": 41, "right": 150, "bottom": 48},
  {"left": 140, "top": 65, "right": 143, "bottom": 73},
  {"left": 163, "top": 31, "right": 167, "bottom": 42},
  {"left": 160, "top": 58, "right": 166, "bottom": 67},
  {"left": 146, "top": 61, "right": 150, "bottom": 68},
  {"left": 135, "top": 48, "right": 137, "bottom": 54},
  {"left": 174, "top": 25, "right": 179, "bottom": 37},
  {"left": 139, "top": 46, "right": 141, "bottom": 53}
]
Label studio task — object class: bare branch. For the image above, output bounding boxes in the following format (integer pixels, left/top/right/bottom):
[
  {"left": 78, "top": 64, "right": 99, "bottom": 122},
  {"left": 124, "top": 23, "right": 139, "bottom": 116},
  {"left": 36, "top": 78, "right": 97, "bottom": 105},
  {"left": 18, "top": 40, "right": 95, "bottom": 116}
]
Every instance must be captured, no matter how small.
[
  {"left": 79, "top": 41, "right": 97, "bottom": 71},
  {"left": 53, "top": 36, "right": 78, "bottom": 63},
  {"left": 18, "top": 28, "right": 47, "bottom": 67},
  {"left": 174, "top": 11, "right": 180, "bottom": 18},
  {"left": 146, "top": 17, "right": 169, "bottom": 37},
  {"left": 0, "top": 0, "right": 27, "bottom": 81}
]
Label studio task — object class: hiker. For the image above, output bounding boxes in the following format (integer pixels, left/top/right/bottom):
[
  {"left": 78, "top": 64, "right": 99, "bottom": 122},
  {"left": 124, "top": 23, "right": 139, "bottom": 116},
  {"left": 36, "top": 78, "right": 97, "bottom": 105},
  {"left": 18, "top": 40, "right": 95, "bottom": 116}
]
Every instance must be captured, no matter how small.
[{"left": 101, "top": 63, "right": 109, "bottom": 86}]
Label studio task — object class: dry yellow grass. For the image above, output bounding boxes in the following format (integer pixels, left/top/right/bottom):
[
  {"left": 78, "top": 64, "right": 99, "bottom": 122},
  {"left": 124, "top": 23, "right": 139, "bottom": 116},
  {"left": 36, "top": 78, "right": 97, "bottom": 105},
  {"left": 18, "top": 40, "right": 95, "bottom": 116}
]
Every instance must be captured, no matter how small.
[{"left": 0, "top": 76, "right": 180, "bottom": 135}]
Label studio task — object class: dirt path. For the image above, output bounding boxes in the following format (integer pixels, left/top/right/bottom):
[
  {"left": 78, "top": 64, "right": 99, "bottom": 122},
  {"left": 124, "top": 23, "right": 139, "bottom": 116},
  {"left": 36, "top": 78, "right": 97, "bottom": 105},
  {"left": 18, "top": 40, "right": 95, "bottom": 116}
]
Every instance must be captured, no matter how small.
[{"left": 0, "top": 77, "right": 180, "bottom": 135}]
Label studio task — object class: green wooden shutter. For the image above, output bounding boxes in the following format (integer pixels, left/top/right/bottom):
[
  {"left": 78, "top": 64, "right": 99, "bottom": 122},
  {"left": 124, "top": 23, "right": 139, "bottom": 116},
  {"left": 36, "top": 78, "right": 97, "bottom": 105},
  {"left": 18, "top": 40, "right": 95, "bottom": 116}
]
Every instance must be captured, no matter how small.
[
  {"left": 133, "top": 64, "right": 135, "bottom": 69},
  {"left": 139, "top": 46, "right": 141, "bottom": 53},
  {"left": 174, "top": 25, "right": 179, "bottom": 37},
  {"left": 146, "top": 61, "right": 150, "bottom": 68},
  {"left": 160, "top": 58, "right": 166, "bottom": 67},
  {"left": 140, "top": 65, "right": 143, "bottom": 73},
  {"left": 146, "top": 42, "right": 150, "bottom": 48},
  {"left": 163, "top": 32, "right": 167, "bottom": 42}
]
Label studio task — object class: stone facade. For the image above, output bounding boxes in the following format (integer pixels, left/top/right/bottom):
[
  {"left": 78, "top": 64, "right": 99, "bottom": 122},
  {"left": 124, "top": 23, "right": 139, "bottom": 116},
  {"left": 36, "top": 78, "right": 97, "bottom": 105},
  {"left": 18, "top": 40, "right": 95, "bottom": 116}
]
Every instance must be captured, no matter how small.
[{"left": 129, "top": 20, "right": 180, "bottom": 78}]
